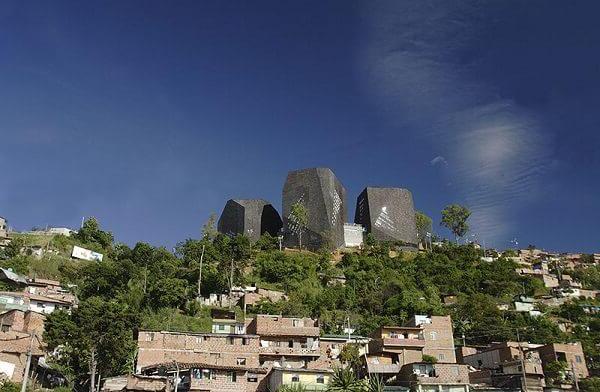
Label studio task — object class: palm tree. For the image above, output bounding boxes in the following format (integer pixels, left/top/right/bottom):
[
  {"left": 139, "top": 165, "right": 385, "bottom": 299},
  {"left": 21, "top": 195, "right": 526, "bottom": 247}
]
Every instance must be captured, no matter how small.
[
  {"left": 365, "top": 376, "right": 385, "bottom": 392},
  {"left": 278, "top": 384, "right": 308, "bottom": 392},
  {"left": 327, "top": 367, "right": 364, "bottom": 392}
]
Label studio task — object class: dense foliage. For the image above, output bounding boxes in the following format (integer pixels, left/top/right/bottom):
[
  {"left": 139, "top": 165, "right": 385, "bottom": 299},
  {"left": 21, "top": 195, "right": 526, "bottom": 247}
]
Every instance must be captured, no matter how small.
[{"left": 1, "top": 217, "right": 599, "bottom": 387}]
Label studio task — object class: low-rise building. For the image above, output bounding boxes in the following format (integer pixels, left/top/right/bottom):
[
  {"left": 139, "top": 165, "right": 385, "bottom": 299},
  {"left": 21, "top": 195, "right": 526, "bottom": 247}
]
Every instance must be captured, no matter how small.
[
  {"left": 394, "top": 362, "right": 471, "bottom": 392},
  {"left": 0, "top": 309, "right": 45, "bottom": 334},
  {"left": 461, "top": 342, "right": 546, "bottom": 391},
  {"left": 247, "top": 315, "right": 321, "bottom": 369},
  {"left": 537, "top": 342, "right": 588, "bottom": 380},
  {"left": 0, "top": 331, "right": 44, "bottom": 383},
  {"left": 367, "top": 315, "right": 457, "bottom": 379},
  {"left": 268, "top": 367, "right": 332, "bottom": 392},
  {"left": 0, "top": 216, "right": 8, "bottom": 239}
]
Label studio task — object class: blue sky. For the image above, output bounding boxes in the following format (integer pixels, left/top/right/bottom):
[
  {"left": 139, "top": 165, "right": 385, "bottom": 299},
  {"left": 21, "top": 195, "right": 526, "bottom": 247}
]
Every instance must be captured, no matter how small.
[{"left": 1, "top": 1, "right": 598, "bottom": 252}]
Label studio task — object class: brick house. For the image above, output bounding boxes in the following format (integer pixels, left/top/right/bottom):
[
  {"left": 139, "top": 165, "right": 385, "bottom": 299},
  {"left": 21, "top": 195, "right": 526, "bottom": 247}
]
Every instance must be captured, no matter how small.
[
  {"left": 537, "top": 342, "right": 589, "bottom": 380},
  {"left": 394, "top": 362, "right": 470, "bottom": 392},
  {"left": 137, "top": 315, "right": 323, "bottom": 392},
  {"left": 0, "top": 331, "right": 44, "bottom": 383},
  {"left": 137, "top": 330, "right": 268, "bottom": 392},
  {"left": 367, "top": 315, "right": 456, "bottom": 376},
  {"left": 461, "top": 342, "right": 546, "bottom": 391},
  {"left": 0, "top": 309, "right": 45, "bottom": 334},
  {"left": 246, "top": 315, "right": 321, "bottom": 369}
]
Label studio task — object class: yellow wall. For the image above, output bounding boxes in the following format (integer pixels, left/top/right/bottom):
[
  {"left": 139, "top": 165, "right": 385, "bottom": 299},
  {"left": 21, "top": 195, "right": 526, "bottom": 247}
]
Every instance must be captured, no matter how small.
[{"left": 281, "top": 372, "right": 330, "bottom": 389}]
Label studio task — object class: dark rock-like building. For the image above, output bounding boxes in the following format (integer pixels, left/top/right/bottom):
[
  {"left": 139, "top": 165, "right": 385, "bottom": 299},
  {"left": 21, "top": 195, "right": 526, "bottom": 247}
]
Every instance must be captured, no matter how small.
[
  {"left": 354, "top": 187, "right": 418, "bottom": 246},
  {"left": 282, "top": 168, "right": 347, "bottom": 250},
  {"left": 217, "top": 199, "right": 282, "bottom": 242}
]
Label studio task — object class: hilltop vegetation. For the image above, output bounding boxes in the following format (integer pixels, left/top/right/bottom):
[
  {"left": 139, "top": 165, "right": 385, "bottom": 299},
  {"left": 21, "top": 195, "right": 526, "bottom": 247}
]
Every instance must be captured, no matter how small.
[{"left": 2, "top": 217, "right": 600, "bottom": 385}]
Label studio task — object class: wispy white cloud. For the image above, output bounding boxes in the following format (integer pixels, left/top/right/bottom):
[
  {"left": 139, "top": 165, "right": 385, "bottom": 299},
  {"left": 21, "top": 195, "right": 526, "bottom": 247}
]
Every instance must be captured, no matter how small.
[
  {"left": 430, "top": 156, "right": 447, "bottom": 167},
  {"left": 358, "top": 0, "right": 552, "bottom": 244}
]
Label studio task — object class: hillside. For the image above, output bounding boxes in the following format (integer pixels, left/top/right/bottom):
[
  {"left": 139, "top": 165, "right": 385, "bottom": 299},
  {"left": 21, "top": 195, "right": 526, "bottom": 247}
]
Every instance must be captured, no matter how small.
[{"left": 2, "top": 218, "right": 600, "bottom": 388}]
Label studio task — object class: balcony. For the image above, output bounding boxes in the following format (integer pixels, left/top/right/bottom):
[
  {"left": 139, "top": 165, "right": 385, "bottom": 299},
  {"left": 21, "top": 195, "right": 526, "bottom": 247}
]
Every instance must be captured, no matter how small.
[{"left": 382, "top": 338, "right": 426, "bottom": 348}]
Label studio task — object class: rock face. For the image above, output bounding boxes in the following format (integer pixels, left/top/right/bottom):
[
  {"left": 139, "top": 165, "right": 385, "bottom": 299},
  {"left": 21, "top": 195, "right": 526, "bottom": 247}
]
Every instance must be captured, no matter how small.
[
  {"left": 282, "top": 167, "right": 347, "bottom": 250},
  {"left": 217, "top": 199, "right": 282, "bottom": 242},
  {"left": 354, "top": 187, "right": 418, "bottom": 246}
]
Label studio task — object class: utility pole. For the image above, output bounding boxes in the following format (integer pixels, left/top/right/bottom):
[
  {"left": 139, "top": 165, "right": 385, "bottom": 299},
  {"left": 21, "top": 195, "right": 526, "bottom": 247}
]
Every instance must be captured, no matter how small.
[
  {"left": 229, "top": 257, "right": 234, "bottom": 309},
  {"left": 89, "top": 347, "right": 97, "bottom": 392},
  {"left": 20, "top": 333, "right": 36, "bottom": 392},
  {"left": 197, "top": 244, "right": 205, "bottom": 299},
  {"left": 516, "top": 329, "right": 528, "bottom": 392},
  {"left": 571, "top": 360, "right": 580, "bottom": 392},
  {"left": 173, "top": 361, "right": 180, "bottom": 392}
]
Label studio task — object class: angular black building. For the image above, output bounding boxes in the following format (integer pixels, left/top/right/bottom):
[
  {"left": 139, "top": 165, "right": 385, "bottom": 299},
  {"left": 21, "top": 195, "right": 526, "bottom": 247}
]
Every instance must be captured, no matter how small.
[
  {"left": 282, "top": 167, "right": 347, "bottom": 250},
  {"left": 217, "top": 199, "right": 282, "bottom": 242},
  {"left": 354, "top": 187, "right": 418, "bottom": 246}
]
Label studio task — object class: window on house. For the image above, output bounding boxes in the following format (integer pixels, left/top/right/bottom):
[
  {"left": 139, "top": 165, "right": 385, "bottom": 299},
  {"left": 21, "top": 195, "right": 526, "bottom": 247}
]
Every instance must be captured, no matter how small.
[
  {"left": 236, "top": 358, "right": 246, "bottom": 366},
  {"left": 202, "top": 369, "right": 212, "bottom": 380},
  {"left": 430, "top": 331, "right": 437, "bottom": 341},
  {"left": 227, "top": 337, "right": 234, "bottom": 345},
  {"left": 576, "top": 355, "right": 583, "bottom": 363},
  {"left": 242, "top": 338, "right": 248, "bottom": 345},
  {"left": 438, "top": 353, "right": 445, "bottom": 361},
  {"left": 218, "top": 324, "right": 225, "bottom": 331},
  {"left": 146, "top": 333, "right": 155, "bottom": 342},
  {"left": 289, "top": 340, "right": 294, "bottom": 348},
  {"left": 227, "top": 371, "right": 237, "bottom": 382},
  {"left": 451, "top": 366, "right": 459, "bottom": 376},
  {"left": 204, "top": 336, "right": 210, "bottom": 342},
  {"left": 316, "top": 375, "right": 325, "bottom": 384},
  {"left": 292, "top": 319, "right": 302, "bottom": 327},
  {"left": 247, "top": 374, "right": 258, "bottom": 382},
  {"left": 291, "top": 375, "right": 300, "bottom": 382},
  {"left": 196, "top": 337, "right": 202, "bottom": 344}
]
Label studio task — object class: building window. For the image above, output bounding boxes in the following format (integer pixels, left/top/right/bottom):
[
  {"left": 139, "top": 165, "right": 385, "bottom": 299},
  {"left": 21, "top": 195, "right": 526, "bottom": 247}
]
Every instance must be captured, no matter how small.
[
  {"left": 247, "top": 374, "right": 258, "bottom": 382},
  {"left": 289, "top": 340, "right": 294, "bottom": 348},
  {"left": 227, "top": 371, "right": 237, "bottom": 382},
  {"left": 576, "top": 355, "right": 583, "bottom": 363},
  {"left": 438, "top": 353, "right": 445, "bottom": 361},
  {"left": 316, "top": 375, "right": 325, "bottom": 384},
  {"left": 451, "top": 366, "right": 459, "bottom": 376},
  {"left": 196, "top": 337, "right": 202, "bottom": 344},
  {"left": 146, "top": 333, "right": 155, "bottom": 342},
  {"left": 218, "top": 324, "right": 225, "bottom": 331},
  {"left": 227, "top": 337, "right": 235, "bottom": 345},
  {"left": 242, "top": 338, "right": 248, "bottom": 345},
  {"left": 430, "top": 331, "right": 437, "bottom": 341},
  {"left": 237, "top": 358, "right": 246, "bottom": 366},
  {"left": 291, "top": 375, "right": 300, "bottom": 382},
  {"left": 204, "top": 336, "right": 210, "bottom": 342},
  {"left": 192, "top": 369, "right": 212, "bottom": 380}
]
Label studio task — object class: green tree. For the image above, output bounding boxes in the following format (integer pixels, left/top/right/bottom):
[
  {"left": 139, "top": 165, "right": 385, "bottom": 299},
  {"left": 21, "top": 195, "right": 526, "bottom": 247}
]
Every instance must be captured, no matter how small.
[
  {"left": 1, "top": 237, "right": 24, "bottom": 259},
  {"left": 44, "top": 298, "right": 138, "bottom": 392},
  {"left": 580, "top": 377, "right": 600, "bottom": 392},
  {"left": 440, "top": 204, "right": 471, "bottom": 243},
  {"left": 75, "top": 218, "right": 114, "bottom": 249},
  {"left": 201, "top": 213, "right": 218, "bottom": 241},
  {"left": 290, "top": 202, "right": 308, "bottom": 251},
  {"left": 0, "top": 381, "right": 21, "bottom": 392},
  {"left": 545, "top": 360, "right": 568, "bottom": 385},
  {"left": 415, "top": 211, "right": 432, "bottom": 248}
]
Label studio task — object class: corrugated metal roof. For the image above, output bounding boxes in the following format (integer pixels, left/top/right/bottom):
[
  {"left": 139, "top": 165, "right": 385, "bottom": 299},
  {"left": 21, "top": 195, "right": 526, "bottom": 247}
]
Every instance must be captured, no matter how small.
[{"left": 0, "top": 268, "right": 27, "bottom": 285}]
